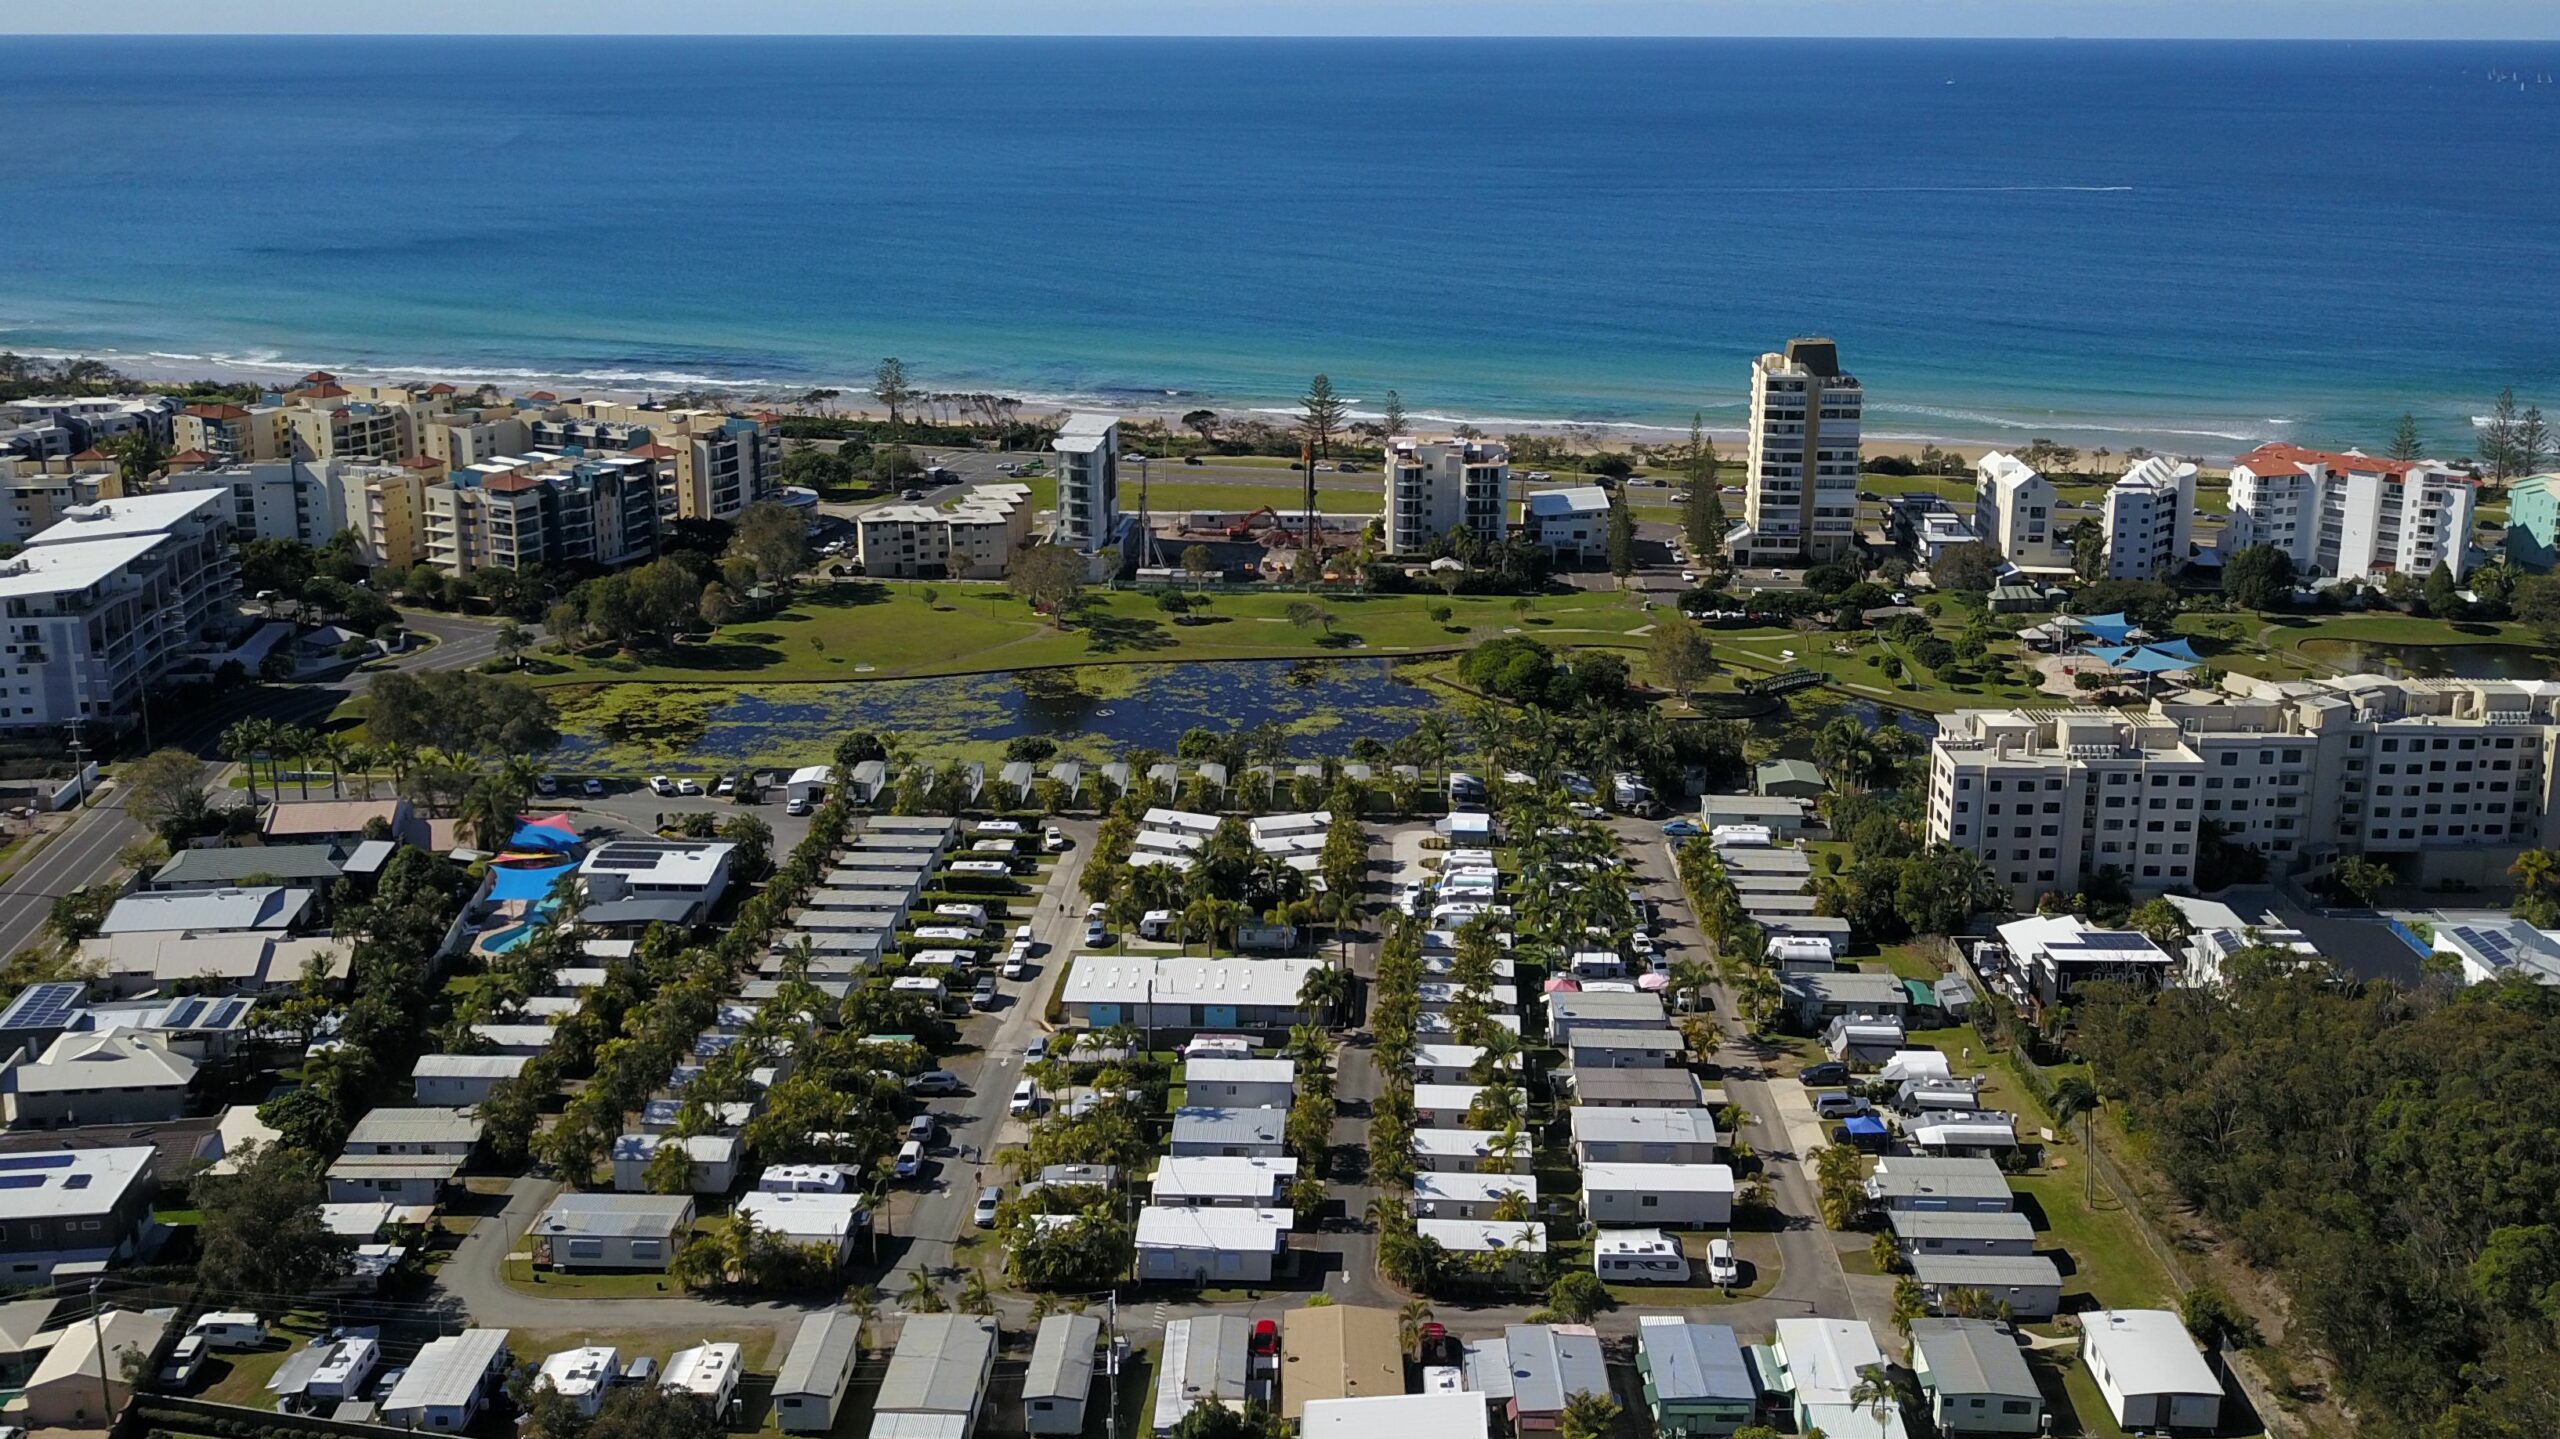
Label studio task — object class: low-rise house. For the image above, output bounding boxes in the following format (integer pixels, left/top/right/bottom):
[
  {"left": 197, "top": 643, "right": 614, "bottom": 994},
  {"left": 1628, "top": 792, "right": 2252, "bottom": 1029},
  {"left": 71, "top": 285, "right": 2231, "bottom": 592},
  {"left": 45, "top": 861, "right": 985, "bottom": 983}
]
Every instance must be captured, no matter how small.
[
  {"left": 1546, "top": 990, "right": 1667, "bottom": 1043},
  {"left": 610, "top": 1132, "right": 743, "bottom": 1194},
  {"left": 1061, "top": 955, "right": 1321, "bottom": 1035},
  {"left": 1569, "top": 1107, "right": 1719, "bottom": 1165},
  {"left": 1635, "top": 1317, "right": 1756, "bottom": 1438},
  {"left": 0, "top": 1031, "right": 196, "bottom": 1126},
  {"left": 577, "top": 839, "right": 736, "bottom": 922},
  {"left": 735, "top": 1191, "right": 866, "bottom": 1266},
  {"left": 1581, "top": 1162, "right": 1733, "bottom": 1228},
  {"left": 1569, "top": 1069, "right": 1709, "bottom": 1110},
  {"left": 1908, "top": 1318, "right": 2042, "bottom": 1436},
  {"left": 1889, "top": 1209, "right": 2038, "bottom": 1258},
  {"left": 263, "top": 797, "right": 412, "bottom": 846},
  {"left": 150, "top": 842, "right": 345, "bottom": 893},
  {"left": 343, "top": 1106, "right": 482, "bottom": 1156},
  {"left": 873, "top": 1314, "right": 997, "bottom": 1439},
  {"left": 1505, "top": 1323, "right": 1610, "bottom": 1432},
  {"left": 325, "top": 1153, "right": 462, "bottom": 1205},
  {"left": 1908, "top": 1252, "right": 2064, "bottom": 1319},
  {"left": 269, "top": 1327, "right": 379, "bottom": 1410},
  {"left": 76, "top": 933, "right": 342, "bottom": 997},
  {"left": 1906, "top": 1110, "right": 2020, "bottom": 1159},
  {"left": 2079, "top": 1309, "right": 2223, "bottom": 1433},
  {"left": 1411, "top": 1127, "right": 1532, "bottom": 1174},
  {"left": 1413, "top": 1219, "right": 1547, "bottom": 1285},
  {"left": 96, "top": 885, "right": 316, "bottom": 937},
  {"left": 409, "top": 1053, "right": 531, "bottom": 1107},
  {"left": 1170, "top": 1106, "right": 1285, "bottom": 1157},
  {"left": 1024, "top": 1313, "right": 1104, "bottom": 1436},
  {"left": 1988, "top": 915, "right": 2177, "bottom": 1005},
  {"left": 1153, "top": 1316, "right": 1250, "bottom": 1434},
  {"left": 14, "top": 1305, "right": 172, "bottom": 1428},
  {"left": 1149, "top": 1155, "right": 1296, "bottom": 1207},
  {"left": 1183, "top": 1057, "right": 1295, "bottom": 1110},
  {"left": 528, "top": 1193, "right": 694, "bottom": 1272},
  {"left": 379, "top": 1328, "right": 513, "bottom": 1432},
  {"left": 1302, "top": 1392, "right": 1490, "bottom": 1439},
  {"left": 1411, "top": 1171, "right": 1535, "bottom": 1221},
  {"left": 1825, "top": 1015, "right": 1907, "bottom": 1064},
  {"left": 1565, "top": 1027, "right": 1685, "bottom": 1070},
  {"left": 773, "top": 1311, "right": 863, "bottom": 1435},
  {"left": 1134, "top": 1205, "right": 1291, "bottom": 1284},
  {"left": 0, "top": 1147, "right": 156, "bottom": 1282},
  {"left": 467, "top": 1023, "right": 558, "bottom": 1056},
  {"left": 1281, "top": 1304, "right": 1402, "bottom": 1421},
  {"left": 1864, "top": 1156, "right": 2013, "bottom": 1213},
  {"left": 1772, "top": 1318, "right": 1908, "bottom": 1439},
  {"left": 1412, "top": 1083, "right": 1484, "bottom": 1129},
  {"left": 1783, "top": 971, "right": 1910, "bottom": 1029}
]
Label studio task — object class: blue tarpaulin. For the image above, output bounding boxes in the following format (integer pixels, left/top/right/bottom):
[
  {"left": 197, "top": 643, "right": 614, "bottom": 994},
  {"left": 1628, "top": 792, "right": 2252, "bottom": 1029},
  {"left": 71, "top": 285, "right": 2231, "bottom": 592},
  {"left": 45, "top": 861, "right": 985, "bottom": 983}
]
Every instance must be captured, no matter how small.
[
  {"left": 1842, "top": 1114, "right": 1889, "bottom": 1138},
  {"left": 488, "top": 862, "right": 576, "bottom": 903},
  {"left": 509, "top": 815, "right": 582, "bottom": 852}
]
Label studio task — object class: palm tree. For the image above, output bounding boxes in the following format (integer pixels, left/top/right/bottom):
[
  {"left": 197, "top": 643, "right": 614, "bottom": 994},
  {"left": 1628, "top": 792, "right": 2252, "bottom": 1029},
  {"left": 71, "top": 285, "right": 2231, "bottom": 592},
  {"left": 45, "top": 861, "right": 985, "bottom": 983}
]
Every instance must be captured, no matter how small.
[
  {"left": 2513, "top": 848, "right": 2559, "bottom": 895},
  {"left": 1363, "top": 1193, "right": 1407, "bottom": 1234},
  {"left": 1297, "top": 967, "right": 1355, "bottom": 1028},
  {"left": 221, "top": 719, "right": 268, "bottom": 805},
  {"left": 957, "top": 1270, "right": 995, "bottom": 1315},
  {"left": 1480, "top": 1120, "right": 1527, "bottom": 1174},
  {"left": 1284, "top": 1024, "right": 1336, "bottom": 1075},
  {"left": 1397, "top": 1299, "right": 1435, "bottom": 1359},
  {"left": 1848, "top": 1365, "right": 1901, "bottom": 1424},
  {"left": 842, "top": 1284, "right": 881, "bottom": 1350},
  {"left": 900, "top": 1269, "right": 946, "bottom": 1313}
]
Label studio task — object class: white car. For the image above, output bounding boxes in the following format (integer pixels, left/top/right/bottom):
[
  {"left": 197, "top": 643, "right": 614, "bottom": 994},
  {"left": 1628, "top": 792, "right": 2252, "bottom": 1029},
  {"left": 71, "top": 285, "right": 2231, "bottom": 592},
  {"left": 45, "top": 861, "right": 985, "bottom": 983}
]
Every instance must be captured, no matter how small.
[
  {"left": 534, "top": 774, "right": 559, "bottom": 796},
  {"left": 1010, "top": 1079, "right": 1038, "bottom": 1116},
  {"left": 1046, "top": 826, "right": 1068, "bottom": 851},
  {"left": 1707, "top": 1237, "right": 1740, "bottom": 1285},
  {"left": 649, "top": 775, "right": 676, "bottom": 796},
  {"left": 713, "top": 774, "right": 737, "bottom": 796},
  {"left": 1085, "top": 901, "right": 1106, "bottom": 921},
  {"left": 677, "top": 777, "right": 704, "bottom": 796},
  {"left": 1679, "top": 570, "right": 1698, "bottom": 584},
  {"left": 1084, "top": 920, "right": 1106, "bottom": 945},
  {"left": 1003, "top": 948, "right": 1031, "bottom": 980},
  {"left": 583, "top": 778, "right": 607, "bottom": 797},
  {"left": 1024, "top": 1035, "right": 1049, "bottom": 1060},
  {"left": 974, "top": 1186, "right": 1003, "bottom": 1228},
  {"left": 1014, "top": 923, "right": 1036, "bottom": 947},
  {"left": 1526, "top": 470, "right": 1552, "bottom": 481}
]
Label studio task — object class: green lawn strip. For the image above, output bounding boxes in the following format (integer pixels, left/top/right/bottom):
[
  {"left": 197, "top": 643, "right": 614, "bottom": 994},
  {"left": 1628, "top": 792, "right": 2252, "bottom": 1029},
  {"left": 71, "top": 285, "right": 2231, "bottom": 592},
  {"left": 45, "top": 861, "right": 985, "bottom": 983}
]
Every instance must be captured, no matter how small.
[{"left": 501, "top": 1256, "right": 694, "bottom": 1298}]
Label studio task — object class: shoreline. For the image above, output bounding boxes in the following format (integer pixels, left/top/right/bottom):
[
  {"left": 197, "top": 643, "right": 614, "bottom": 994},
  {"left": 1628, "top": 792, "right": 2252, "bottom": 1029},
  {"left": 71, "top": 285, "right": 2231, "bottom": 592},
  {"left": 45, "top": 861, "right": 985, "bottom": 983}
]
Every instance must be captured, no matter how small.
[{"left": 20, "top": 343, "right": 2309, "bottom": 466}]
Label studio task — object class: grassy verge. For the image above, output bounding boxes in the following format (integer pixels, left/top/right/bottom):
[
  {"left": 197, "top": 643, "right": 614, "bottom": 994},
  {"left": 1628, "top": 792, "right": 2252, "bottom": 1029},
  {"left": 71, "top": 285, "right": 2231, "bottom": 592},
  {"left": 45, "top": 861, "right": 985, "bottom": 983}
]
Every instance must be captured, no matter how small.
[{"left": 501, "top": 1257, "right": 693, "bottom": 1297}]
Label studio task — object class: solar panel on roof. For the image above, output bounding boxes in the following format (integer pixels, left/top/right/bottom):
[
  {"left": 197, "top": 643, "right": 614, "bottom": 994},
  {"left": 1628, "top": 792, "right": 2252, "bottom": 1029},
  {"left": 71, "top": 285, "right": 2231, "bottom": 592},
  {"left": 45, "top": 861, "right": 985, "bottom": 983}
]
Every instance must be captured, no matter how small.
[
  {"left": 0, "top": 1153, "right": 76, "bottom": 1170},
  {"left": 164, "top": 996, "right": 206, "bottom": 1026},
  {"left": 210, "top": 998, "right": 251, "bottom": 1026},
  {"left": 1, "top": 982, "right": 85, "bottom": 1030}
]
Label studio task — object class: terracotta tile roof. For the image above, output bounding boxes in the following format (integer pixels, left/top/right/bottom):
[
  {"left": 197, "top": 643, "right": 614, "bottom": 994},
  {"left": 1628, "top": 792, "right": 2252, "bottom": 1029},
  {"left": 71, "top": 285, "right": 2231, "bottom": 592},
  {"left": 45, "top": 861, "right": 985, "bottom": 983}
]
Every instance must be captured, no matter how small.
[
  {"left": 404, "top": 454, "right": 446, "bottom": 471},
  {"left": 2232, "top": 442, "right": 2464, "bottom": 484},
  {"left": 167, "top": 449, "right": 213, "bottom": 467},
  {"left": 426, "top": 383, "right": 458, "bottom": 394},
  {"left": 294, "top": 383, "right": 351, "bottom": 400},
  {"left": 183, "top": 403, "right": 249, "bottom": 421},
  {"left": 483, "top": 472, "right": 547, "bottom": 495},
  {"left": 525, "top": 391, "right": 559, "bottom": 403},
  {"left": 625, "top": 443, "right": 678, "bottom": 459},
  {"left": 300, "top": 371, "right": 338, "bottom": 384},
  {"left": 71, "top": 447, "right": 111, "bottom": 462}
]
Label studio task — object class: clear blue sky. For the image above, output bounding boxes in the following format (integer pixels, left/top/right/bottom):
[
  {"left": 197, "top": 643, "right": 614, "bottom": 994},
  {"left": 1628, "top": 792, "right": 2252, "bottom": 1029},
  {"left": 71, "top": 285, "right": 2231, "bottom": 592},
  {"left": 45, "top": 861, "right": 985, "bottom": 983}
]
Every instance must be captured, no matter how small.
[{"left": 7, "top": 1, "right": 2557, "bottom": 37}]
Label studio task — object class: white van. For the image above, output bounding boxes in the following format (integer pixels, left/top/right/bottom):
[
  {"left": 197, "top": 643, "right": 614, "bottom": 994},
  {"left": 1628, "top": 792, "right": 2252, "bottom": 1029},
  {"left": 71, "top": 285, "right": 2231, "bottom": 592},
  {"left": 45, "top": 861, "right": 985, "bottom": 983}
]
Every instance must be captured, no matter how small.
[
  {"left": 1139, "top": 909, "right": 1177, "bottom": 941},
  {"left": 1593, "top": 1229, "right": 1691, "bottom": 1283},
  {"left": 895, "top": 1140, "right": 927, "bottom": 1178},
  {"left": 190, "top": 1313, "right": 267, "bottom": 1350}
]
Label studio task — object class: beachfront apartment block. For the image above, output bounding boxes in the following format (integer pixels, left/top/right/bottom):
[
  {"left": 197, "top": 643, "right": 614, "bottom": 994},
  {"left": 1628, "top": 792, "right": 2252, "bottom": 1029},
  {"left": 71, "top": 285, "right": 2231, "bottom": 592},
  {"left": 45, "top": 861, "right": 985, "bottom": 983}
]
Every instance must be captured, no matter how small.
[
  {"left": 2100, "top": 456, "right": 2198, "bottom": 580},
  {"left": 2504, "top": 474, "right": 2560, "bottom": 571},
  {"left": 856, "top": 483, "right": 1035, "bottom": 579},
  {"left": 533, "top": 402, "right": 782, "bottom": 522},
  {"left": 2224, "top": 442, "right": 2477, "bottom": 582},
  {"left": 1928, "top": 673, "right": 2560, "bottom": 904},
  {"left": 1972, "top": 452, "right": 2069, "bottom": 572},
  {"left": 1383, "top": 435, "right": 1510, "bottom": 555},
  {"left": 171, "top": 402, "right": 291, "bottom": 465},
  {"left": 1053, "top": 412, "right": 1122, "bottom": 554},
  {"left": 1522, "top": 485, "right": 1611, "bottom": 561},
  {"left": 421, "top": 452, "right": 662, "bottom": 576},
  {"left": 1728, "top": 338, "right": 1862, "bottom": 567},
  {"left": 0, "top": 489, "right": 239, "bottom": 734},
  {"left": 160, "top": 459, "right": 348, "bottom": 547}
]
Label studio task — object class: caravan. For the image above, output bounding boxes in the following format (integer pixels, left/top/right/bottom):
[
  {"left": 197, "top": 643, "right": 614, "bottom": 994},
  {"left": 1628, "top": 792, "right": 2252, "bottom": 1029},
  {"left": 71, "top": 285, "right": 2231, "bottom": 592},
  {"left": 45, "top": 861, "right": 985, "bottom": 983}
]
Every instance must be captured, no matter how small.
[{"left": 1593, "top": 1229, "right": 1692, "bottom": 1283}]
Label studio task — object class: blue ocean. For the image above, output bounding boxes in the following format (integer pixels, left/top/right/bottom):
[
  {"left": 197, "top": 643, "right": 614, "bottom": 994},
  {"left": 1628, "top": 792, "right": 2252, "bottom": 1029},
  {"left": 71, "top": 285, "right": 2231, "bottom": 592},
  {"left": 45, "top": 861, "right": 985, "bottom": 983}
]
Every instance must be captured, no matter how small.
[{"left": 2, "top": 36, "right": 2556, "bottom": 456}]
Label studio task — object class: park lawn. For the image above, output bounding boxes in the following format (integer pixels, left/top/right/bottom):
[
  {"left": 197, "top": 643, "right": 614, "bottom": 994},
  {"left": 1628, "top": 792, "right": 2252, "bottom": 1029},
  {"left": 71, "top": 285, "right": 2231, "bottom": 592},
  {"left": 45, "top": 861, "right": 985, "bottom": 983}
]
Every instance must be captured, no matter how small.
[
  {"left": 529, "top": 584, "right": 1656, "bottom": 687},
  {"left": 1127, "top": 479, "right": 1379, "bottom": 514},
  {"left": 1874, "top": 943, "right": 1946, "bottom": 983}
]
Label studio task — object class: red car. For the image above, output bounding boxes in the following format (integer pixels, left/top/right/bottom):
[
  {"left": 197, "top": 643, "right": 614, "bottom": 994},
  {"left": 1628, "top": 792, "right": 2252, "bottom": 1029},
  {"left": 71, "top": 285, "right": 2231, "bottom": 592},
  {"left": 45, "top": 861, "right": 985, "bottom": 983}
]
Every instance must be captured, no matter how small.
[{"left": 1251, "top": 1320, "right": 1278, "bottom": 1358}]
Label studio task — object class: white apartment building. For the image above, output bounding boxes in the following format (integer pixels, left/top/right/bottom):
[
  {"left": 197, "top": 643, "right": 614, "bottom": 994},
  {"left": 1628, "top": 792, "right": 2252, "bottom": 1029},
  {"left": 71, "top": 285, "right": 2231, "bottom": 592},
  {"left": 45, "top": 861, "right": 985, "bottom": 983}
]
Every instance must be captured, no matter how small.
[
  {"left": 163, "top": 460, "right": 347, "bottom": 546},
  {"left": 1972, "top": 452, "right": 2069, "bottom": 572},
  {"left": 170, "top": 403, "right": 290, "bottom": 465},
  {"left": 1052, "top": 413, "right": 1121, "bottom": 554},
  {"left": 2100, "top": 457, "right": 2197, "bottom": 580},
  {"left": 1929, "top": 674, "right": 2560, "bottom": 904},
  {"left": 1383, "top": 436, "right": 1510, "bottom": 555},
  {"left": 417, "top": 407, "right": 534, "bottom": 471},
  {"left": 0, "top": 490, "right": 238, "bottom": 733},
  {"left": 856, "top": 483, "right": 1034, "bottom": 579},
  {"left": 2225, "top": 443, "right": 2478, "bottom": 582},
  {"left": 1728, "top": 338, "right": 1862, "bottom": 567},
  {"left": 421, "top": 453, "right": 661, "bottom": 576},
  {"left": 0, "top": 459, "right": 102, "bottom": 545},
  {"left": 534, "top": 403, "right": 780, "bottom": 522}
]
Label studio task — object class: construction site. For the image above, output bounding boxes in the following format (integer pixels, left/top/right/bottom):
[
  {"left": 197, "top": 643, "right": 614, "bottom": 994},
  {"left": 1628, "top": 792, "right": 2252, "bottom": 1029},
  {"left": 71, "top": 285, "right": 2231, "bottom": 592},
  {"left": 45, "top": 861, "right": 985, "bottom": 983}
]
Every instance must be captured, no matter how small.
[{"left": 1129, "top": 506, "right": 1374, "bottom": 583}]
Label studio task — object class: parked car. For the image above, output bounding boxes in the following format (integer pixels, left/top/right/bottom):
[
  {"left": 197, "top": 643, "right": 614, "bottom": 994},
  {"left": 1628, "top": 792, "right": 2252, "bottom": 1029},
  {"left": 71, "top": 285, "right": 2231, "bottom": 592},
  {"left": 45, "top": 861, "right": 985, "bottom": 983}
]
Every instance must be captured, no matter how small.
[
  {"left": 1024, "top": 1034, "right": 1049, "bottom": 1060},
  {"left": 1800, "top": 1061, "right": 1850, "bottom": 1086},
  {"left": 1707, "top": 1237, "right": 1740, "bottom": 1285},
  {"left": 1046, "top": 826, "right": 1068, "bottom": 851},
  {"left": 974, "top": 1186, "right": 1003, "bottom": 1228},
  {"left": 649, "top": 775, "right": 676, "bottom": 796},
  {"left": 158, "top": 1334, "right": 208, "bottom": 1389},
  {"left": 534, "top": 774, "right": 559, "bottom": 796},
  {"left": 1251, "top": 1319, "right": 1279, "bottom": 1357},
  {"left": 677, "top": 777, "right": 704, "bottom": 795},
  {"left": 907, "top": 1069, "right": 964, "bottom": 1095},
  {"left": 973, "top": 974, "right": 999, "bottom": 1009},
  {"left": 1010, "top": 1079, "right": 1038, "bottom": 1115},
  {"left": 1014, "top": 922, "right": 1037, "bottom": 947},
  {"left": 895, "top": 1140, "right": 926, "bottom": 1177},
  {"left": 1661, "top": 818, "right": 1703, "bottom": 838},
  {"left": 713, "top": 774, "right": 737, "bottom": 796},
  {"left": 583, "top": 778, "right": 607, "bottom": 797},
  {"left": 1084, "top": 920, "right": 1106, "bottom": 945},
  {"left": 618, "top": 1357, "right": 660, "bottom": 1386},
  {"left": 1814, "top": 1092, "right": 1869, "bottom": 1120},
  {"left": 785, "top": 796, "right": 813, "bottom": 816},
  {"left": 906, "top": 1114, "right": 935, "bottom": 1143}
]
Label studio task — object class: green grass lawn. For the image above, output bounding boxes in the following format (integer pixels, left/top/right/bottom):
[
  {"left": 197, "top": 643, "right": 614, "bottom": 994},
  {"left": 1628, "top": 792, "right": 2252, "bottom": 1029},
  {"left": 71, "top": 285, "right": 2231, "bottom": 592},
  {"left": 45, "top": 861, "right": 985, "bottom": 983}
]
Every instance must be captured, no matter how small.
[
  {"left": 501, "top": 1257, "right": 693, "bottom": 1297},
  {"left": 1123, "top": 479, "right": 1381, "bottom": 515},
  {"left": 199, "top": 1339, "right": 303, "bottom": 1407},
  {"left": 527, "top": 584, "right": 1656, "bottom": 688}
]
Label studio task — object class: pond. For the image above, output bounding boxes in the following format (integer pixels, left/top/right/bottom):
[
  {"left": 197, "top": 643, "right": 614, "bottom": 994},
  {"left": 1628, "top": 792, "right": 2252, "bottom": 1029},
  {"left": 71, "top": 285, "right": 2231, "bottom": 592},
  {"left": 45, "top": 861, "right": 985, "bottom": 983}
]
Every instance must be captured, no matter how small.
[
  {"left": 2295, "top": 639, "right": 2560, "bottom": 681},
  {"left": 549, "top": 658, "right": 1456, "bottom": 770}
]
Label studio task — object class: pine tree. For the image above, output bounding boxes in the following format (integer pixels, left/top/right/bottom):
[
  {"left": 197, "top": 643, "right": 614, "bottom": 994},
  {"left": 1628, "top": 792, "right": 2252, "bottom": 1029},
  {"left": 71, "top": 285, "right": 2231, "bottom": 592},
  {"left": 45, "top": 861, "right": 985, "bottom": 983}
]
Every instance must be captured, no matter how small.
[
  {"left": 2388, "top": 412, "right": 2423, "bottom": 461},
  {"left": 1301, "top": 374, "right": 1346, "bottom": 460},
  {"left": 1382, "top": 389, "right": 1408, "bottom": 438},
  {"left": 1606, "top": 490, "right": 1636, "bottom": 577},
  {"left": 2521, "top": 405, "right": 2551, "bottom": 476},
  {"left": 2482, "top": 388, "right": 2523, "bottom": 479}
]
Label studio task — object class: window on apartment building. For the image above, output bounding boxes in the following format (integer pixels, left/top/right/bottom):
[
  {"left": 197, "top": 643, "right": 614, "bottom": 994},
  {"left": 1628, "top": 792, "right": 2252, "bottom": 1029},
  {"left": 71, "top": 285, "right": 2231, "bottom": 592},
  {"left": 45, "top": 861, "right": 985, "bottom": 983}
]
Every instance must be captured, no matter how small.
[
  {"left": 2382, "top": 738, "right": 2400, "bottom": 751},
  {"left": 2012, "top": 850, "right": 2030, "bottom": 862},
  {"left": 2037, "top": 869, "right": 2056, "bottom": 882},
  {"left": 2041, "top": 825, "right": 2059, "bottom": 837},
  {"left": 2143, "top": 865, "right": 2162, "bottom": 877},
  {"left": 2107, "top": 773, "right": 2127, "bottom": 785},
  {"left": 2220, "top": 753, "right": 2238, "bottom": 766},
  {"left": 2178, "top": 775, "right": 2196, "bottom": 787}
]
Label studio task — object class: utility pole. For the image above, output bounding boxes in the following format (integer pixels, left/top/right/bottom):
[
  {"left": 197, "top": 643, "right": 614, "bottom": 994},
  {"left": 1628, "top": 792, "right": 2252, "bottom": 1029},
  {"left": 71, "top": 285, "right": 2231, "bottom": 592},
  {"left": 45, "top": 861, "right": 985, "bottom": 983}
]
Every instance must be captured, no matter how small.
[
  {"left": 88, "top": 1277, "right": 110, "bottom": 1424},
  {"left": 1301, "top": 439, "right": 1318, "bottom": 562},
  {"left": 65, "top": 717, "right": 90, "bottom": 808},
  {"left": 1104, "top": 1291, "right": 1121, "bottom": 1439}
]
